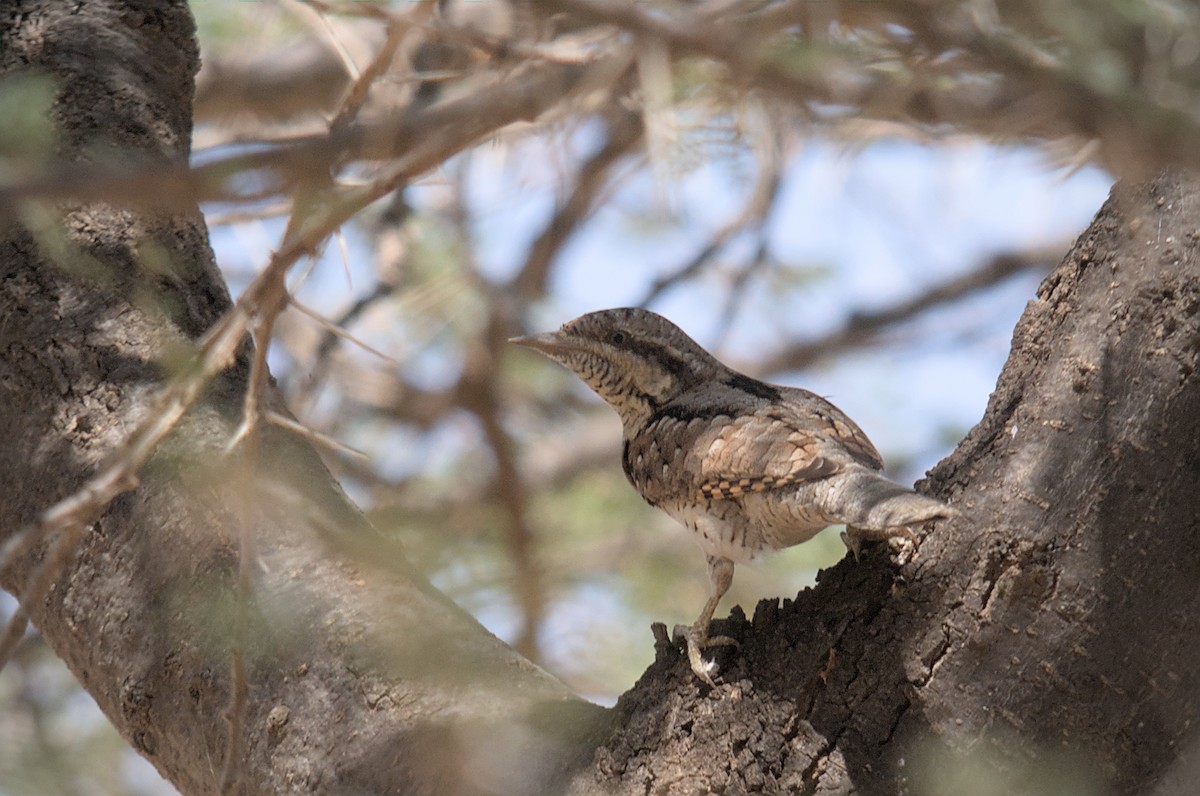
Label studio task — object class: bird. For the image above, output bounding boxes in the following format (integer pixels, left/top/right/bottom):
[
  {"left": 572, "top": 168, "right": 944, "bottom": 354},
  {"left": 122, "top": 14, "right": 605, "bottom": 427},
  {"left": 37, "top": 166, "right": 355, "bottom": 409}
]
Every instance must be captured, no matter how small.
[{"left": 510, "top": 308, "right": 956, "bottom": 685}]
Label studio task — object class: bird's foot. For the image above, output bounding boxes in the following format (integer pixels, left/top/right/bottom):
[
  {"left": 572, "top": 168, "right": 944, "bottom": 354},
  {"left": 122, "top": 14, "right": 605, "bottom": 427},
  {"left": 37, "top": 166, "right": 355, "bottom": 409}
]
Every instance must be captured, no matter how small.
[
  {"left": 840, "top": 529, "right": 863, "bottom": 562},
  {"left": 889, "top": 527, "right": 918, "bottom": 565},
  {"left": 672, "top": 623, "right": 739, "bottom": 686},
  {"left": 842, "top": 525, "right": 918, "bottom": 563}
]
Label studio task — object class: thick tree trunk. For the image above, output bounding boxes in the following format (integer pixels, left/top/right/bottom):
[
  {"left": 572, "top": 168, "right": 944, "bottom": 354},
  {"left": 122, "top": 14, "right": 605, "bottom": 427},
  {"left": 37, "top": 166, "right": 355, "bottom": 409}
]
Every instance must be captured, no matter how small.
[
  {"left": 0, "top": 4, "right": 597, "bottom": 794},
  {"left": 2, "top": 2, "right": 1199, "bottom": 795},
  {"left": 571, "top": 175, "right": 1200, "bottom": 794}
]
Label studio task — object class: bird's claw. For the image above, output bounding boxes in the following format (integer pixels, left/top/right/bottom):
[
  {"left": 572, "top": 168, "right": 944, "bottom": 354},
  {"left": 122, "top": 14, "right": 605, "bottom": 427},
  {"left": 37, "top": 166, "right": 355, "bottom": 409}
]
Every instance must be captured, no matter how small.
[
  {"left": 842, "top": 525, "right": 918, "bottom": 563},
  {"left": 890, "top": 529, "right": 918, "bottom": 565},
  {"left": 672, "top": 623, "right": 739, "bottom": 686},
  {"left": 840, "top": 529, "right": 863, "bottom": 562}
]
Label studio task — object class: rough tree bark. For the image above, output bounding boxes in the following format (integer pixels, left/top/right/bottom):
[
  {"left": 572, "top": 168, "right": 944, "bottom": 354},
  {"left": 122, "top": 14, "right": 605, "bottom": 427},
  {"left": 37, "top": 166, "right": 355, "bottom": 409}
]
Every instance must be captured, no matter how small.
[
  {"left": 581, "top": 171, "right": 1200, "bottom": 794},
  {"left": 0, "top": 3, "right": 599, "bottom": 794},
  {"left": 1, "top": 2, "right": 1198, "bottom": 796}
]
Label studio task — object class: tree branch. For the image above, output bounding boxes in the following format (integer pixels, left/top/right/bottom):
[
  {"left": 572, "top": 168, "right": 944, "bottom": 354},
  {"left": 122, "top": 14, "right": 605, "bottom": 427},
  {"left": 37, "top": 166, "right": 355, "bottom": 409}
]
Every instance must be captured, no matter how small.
[
  {"left": 759, "top": 243, "right": 1065, "bottom": 375},
  {"left": 0, "top": 4, "right": 600, "bottom": 793}
]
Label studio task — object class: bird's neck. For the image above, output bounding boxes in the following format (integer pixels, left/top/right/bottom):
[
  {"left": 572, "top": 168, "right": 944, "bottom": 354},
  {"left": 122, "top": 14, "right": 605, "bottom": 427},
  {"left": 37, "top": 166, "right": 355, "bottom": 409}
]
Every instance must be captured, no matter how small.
[{"left": 612, "top": 393, "right": 657, "bottom": 430}]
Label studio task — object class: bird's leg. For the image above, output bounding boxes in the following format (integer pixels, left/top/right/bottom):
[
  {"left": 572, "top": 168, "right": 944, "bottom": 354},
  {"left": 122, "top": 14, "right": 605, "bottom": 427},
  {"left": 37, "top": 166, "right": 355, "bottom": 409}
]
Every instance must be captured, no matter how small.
[
  {"left": 841, "top": 524, "right": 917, "bottom": 562},
  {"left": 672, "top": 555, "right": 738, "bottom": 685}
]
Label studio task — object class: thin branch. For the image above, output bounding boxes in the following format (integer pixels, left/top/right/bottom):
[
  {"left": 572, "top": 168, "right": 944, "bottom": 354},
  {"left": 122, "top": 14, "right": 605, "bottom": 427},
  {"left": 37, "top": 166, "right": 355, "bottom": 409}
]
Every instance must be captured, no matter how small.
[
  {"left": 544, "top": 0, "right": 1200, "bottom": 177},
  {"left": 328, "top": 10, "right": 413, "bottom": 135},
  {"left": 639, "top": 126, "right": 783, "bottom": 307},
  {"left": 0, "top": 140, "right": 425, "bottom": 679},
  {"left": 290, "top": 296, "right": 402, "bottom": 366},
  {"left": 0, "top": 52, "right": 629, "bottom": 218},
  {"left": 513, "top": 105, "right": 644, "bottom": 299},
  {"left": 713, "top": 232, "right": 772, "bottom": 345},
  {"left": 204, "top": 202, "right": 293, "bottom": 227},
  {"left": 222, "top": 275, "right": 285, "bottom": 792},
  {"left": 300, "top": 0, "right": 395, "bottom": 24},
  {"left": 459, "top": 346, "right": 546, "bottom": 662},
  {"left": 0, "top": 607, "right": 29, "bottom": 670},
  {"left": 447, "top": 174, "right": 547, "bottom": 662},
  {"left": 759, "top": 244, "right": 1066, "bottom": 375},
  {"left": 265, "top": 410, "right": 368, "bottom": 460},
  {"left": 289, "top": 0, "right": 364, "bottom": 82}
]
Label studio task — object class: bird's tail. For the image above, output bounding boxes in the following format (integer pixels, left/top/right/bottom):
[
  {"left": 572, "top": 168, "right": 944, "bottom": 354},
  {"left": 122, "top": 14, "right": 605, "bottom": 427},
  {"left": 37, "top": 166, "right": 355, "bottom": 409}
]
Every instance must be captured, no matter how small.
[{"left": 828, "top": 468, "right": 957, "bottom": 532}]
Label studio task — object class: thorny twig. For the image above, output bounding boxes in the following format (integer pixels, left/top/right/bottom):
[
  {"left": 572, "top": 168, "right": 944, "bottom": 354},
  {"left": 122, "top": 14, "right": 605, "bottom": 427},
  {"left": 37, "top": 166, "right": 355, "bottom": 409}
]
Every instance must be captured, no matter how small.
[
  {"left": 290, "top": 0, "right": 364, "bottom": 82},
  {"left": 291, "top": 296, "right": 402, "bottom": 366},
  {"left": 446, "top": 169, "right": 547, "bottom": 662},
  {"left": 639, "top": 124, "right": 783, "bottom": 307},
  {"left": 0, "top": 51, "right": 627, "bottom": 218},
  {"left": 219, "top": 292, "right": 281, "bottom": 793},
  {"left": 213, "top": 1, "right": 564, "bottom": 763},
  {"left": 327, "top": 9, "right": 415, "bottom": 135},
  {"left": 265, "top": 410, "right": 368, "bottom": 460},
  {"left": 513, "top": 105, "right": 644, "bottom": 300},
  {"left": 759, "top": 244, "right": 1066, "bottom": 375},
  {"left": 0, "top": 68, "right": 554, "bottom": 668},
  {"left": 541, "top": 0, "right": 1200, "bottom": 177}
]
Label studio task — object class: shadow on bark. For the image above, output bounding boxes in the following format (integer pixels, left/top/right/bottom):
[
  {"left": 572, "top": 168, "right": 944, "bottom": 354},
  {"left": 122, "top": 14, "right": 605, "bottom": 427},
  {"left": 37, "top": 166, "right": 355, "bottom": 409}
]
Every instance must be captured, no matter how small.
[{"left": 570, "top": 174, "right": 1200, "bottom": 795}]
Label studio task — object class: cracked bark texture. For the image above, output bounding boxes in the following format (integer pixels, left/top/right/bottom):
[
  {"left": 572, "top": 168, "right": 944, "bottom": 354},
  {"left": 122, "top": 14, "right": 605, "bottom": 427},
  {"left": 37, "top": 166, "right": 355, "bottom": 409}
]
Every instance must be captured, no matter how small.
[
  {"left": 2, "top": 2, "right": 1200, "bottom": 795},
  {"left": 572, "top": 174, "right": 1200, "bottom": 794},
  {"left": 0, "top": 3, "right": 597, "bottom": 794}
]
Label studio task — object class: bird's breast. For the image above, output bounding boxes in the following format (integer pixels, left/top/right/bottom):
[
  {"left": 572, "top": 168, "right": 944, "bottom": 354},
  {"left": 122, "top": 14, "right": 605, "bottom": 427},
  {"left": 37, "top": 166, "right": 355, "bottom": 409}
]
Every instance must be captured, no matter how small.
[
  {"left": 663, "top": 500, "right": 766, "bottom": 563},
  {"left": 621, "top": 423, "right": 695, "bottom": 504},
  {"left": 620, "top": 409, "right": 841, "bottom": 558}
]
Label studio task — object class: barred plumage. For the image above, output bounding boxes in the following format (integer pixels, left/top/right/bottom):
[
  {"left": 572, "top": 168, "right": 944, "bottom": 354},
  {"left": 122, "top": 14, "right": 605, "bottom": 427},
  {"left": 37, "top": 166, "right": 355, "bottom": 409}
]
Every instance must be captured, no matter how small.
[{"left": 512, "top": 307, "right": 957, "bottom": 685}]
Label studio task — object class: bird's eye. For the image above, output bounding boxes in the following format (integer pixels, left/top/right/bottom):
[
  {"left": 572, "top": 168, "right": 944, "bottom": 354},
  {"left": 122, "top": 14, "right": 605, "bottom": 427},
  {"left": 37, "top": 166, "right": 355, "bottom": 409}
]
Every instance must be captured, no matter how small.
[{"left": 609, "top": 331, "right": 627, "bottom": 345}]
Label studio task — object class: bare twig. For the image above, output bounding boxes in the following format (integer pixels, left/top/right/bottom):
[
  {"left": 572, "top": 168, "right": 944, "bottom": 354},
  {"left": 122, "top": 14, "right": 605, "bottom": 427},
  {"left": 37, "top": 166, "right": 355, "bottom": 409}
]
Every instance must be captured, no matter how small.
[
  {"left": 265, "top": 410, "right": 368, "bottom": 460},
  {"left": 513, "top": 105, "right": 644, "bottom": 300},
  {"left": 300, "top": 0, "right": 396, "bottom": 24},
  {"left": 446, "top": 172, "right": 547, "bottom": 662},
  {"left": 289, "top": 0, "right": 364, "bottom": 81},
  {"left": 0, "top": 143, "right": 418, "bottom": 677},
  {"left": 220, "top": 270, "right": 285, "bottom": 791},
  {"left": 0, "top": 52, "right": 628, "bottom": 218},
  {"left": 713, "top": 233, "right": 771, "bottom": 344},
  {"left": 328, "top": 11, "right": 413, "bottom": 134},
  {"left": 759, "top": 244, "right": 1066, "bottom": 375},
  {"left": 639, "top": 126, "right": 783, "bottom": 307},
  {"left": 289, "top": 280, "right": 404, "bottom": 415},
  {"left": 289, "top": 296, "right": 402, "bottom": 366},
  {"left": 543, "top": 0, "right": 1200, "bottom": 178},
  {"left": 0, "top": 607, "right": 29, "bottom": 670},
  {"left": 460, "top": 342, "right": 546, "bottom": 661}
]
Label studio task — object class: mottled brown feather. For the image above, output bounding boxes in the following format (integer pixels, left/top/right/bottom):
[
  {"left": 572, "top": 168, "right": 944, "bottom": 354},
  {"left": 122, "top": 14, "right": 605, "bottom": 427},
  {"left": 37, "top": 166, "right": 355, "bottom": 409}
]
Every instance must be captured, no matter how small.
[{"left": 695, "top": 392, "right": 882, "bottom": 502}]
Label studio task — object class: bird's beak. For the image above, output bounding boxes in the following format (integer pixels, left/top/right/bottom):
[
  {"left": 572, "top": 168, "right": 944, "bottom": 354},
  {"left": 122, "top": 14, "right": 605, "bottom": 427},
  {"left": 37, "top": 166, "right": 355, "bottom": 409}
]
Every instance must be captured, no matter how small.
[{"left": 508, "top": 331, "right": 573, "bottom": 355}]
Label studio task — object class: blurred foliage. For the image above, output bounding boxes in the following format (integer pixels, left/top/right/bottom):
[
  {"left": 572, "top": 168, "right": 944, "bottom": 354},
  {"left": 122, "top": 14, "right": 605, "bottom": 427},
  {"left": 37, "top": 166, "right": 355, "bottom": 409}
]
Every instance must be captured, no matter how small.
[
  {"left": 0, "top": 628, "right": 167, "bottom": 795},
  {"left": 0, "top": 72, "right": 56, "bottom": 169},
  {"left": 12, "top": 0, "right": 1195, "bottom": 790},
  {"left": 911, "top": 732, "right": 1105, "bottom": 796}
]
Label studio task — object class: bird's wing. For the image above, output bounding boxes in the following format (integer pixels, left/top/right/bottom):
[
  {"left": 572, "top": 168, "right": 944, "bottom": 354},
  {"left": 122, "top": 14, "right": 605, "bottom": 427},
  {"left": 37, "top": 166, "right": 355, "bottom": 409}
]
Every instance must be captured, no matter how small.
[{"left": 693, "top": 392, "right": 883, "bottom": 501}]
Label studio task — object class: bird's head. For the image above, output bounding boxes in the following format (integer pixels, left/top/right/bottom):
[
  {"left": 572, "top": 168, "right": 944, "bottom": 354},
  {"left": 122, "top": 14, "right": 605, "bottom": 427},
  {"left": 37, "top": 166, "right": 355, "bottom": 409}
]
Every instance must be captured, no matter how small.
[{"left": 510, "top": 308, "right": 723, "bottom": 427}]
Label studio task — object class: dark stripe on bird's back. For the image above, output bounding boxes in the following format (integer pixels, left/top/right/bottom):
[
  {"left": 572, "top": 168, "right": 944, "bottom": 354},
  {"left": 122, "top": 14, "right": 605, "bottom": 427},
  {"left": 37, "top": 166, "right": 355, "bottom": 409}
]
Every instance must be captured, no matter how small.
[
  {"left": 726, "top": 372, "right": 781, "bottom": 402},
  {"left": 645, "top": 402, "right": 739, "bottom": 428}
]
